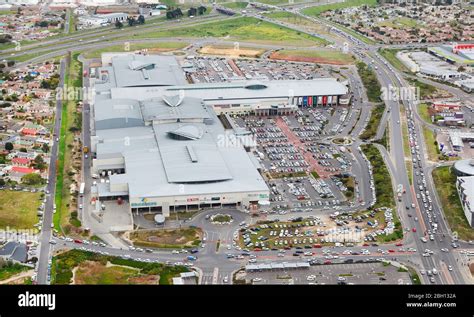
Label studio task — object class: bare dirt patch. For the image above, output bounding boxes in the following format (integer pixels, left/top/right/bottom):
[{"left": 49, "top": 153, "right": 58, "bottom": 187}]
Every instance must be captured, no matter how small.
[
  {"left": 199, "top": 45, "right": 265, "bottom": 58},
  {"left": 270, "top": 51, "right": 352, "bottom": 65}
]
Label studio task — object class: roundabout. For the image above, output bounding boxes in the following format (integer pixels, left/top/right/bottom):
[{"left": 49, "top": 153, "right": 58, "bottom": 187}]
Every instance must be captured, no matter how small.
[{"left": 209, "top": 213, "right": 234, "bottom": 225}]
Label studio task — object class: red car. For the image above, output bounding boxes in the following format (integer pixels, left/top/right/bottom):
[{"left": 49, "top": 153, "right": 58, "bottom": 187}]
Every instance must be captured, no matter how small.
[
  {"left": 363, "top": 243, "right": 369, "bottom": 246},
  {"left": 254, "top": 248, "right": 262, "bottom": 252},
  {"left": 388, "top": 249, "right": 395, "bottom": 253},
  {"left": 395, "top": 243, "right": 403, "bottom": 247},
  {"left": 74, "top": 239, "right": 82, "bottom": 244},
  {"left": 324, "top": 260, "right": 332, "bottom": 265},
  {"left": 412, "top": 228, "right": 417, "bottom": 233},
  {"left": 313, "top": 244, "right": 322, "bottom": 248}
]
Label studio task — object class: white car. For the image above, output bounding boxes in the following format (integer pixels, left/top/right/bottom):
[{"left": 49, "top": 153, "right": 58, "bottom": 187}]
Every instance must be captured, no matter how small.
[{"left": 172, "top": 250, "right": 180, "bottom": 254}]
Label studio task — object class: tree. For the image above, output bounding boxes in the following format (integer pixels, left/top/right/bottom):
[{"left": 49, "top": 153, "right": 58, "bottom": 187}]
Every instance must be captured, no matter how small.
[
  {"left": 115, "top": 21, "right": 123, "bottom": 29},
  {"left": 21, "top": 173, "right": 43, "bottom": 185},
  {"left": 42, "top": 143, "right": 49, "bottom": 153},
  {"left": 127, "top": 17, "right": 135, "bottom": 26},
  {"left": 188, "top": 7, "right": 197, "bottom": 17},
  {"left": 19, "top": 147, "right": 27, "bottom": 153},
  {"left": 0, "top": 178, "right": 5, "bottom": 186},
  {"left": 197, "top": 6, "right": 207, "bottom": 15},
  {"left": 4, "top": 142, "right": 13, "bottom": 152},
  {"left": 32, "top": 155, "right": 47, "bottom": 171},
  {"left": 138, "top": 15, "right": 145, "bottom": 24}
]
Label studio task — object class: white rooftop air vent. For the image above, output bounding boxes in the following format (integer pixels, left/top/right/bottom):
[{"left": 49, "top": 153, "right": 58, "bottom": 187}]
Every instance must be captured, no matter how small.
[
  {"left": 162, "top": 94, "right": 184, "bottom": 107},
  {"left": 167, "top": 125, "right": 203, "bottom": 140},
  {"left": 244, "top": 81, "right": 268, "bottom": 90},
  {"left": 128, "top": 61, "right": 155, "bottom": 71}
]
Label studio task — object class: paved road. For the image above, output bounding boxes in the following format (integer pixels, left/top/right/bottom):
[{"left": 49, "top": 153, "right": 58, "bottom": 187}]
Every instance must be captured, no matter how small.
[{"left": 36, "top": 57, "right": 67, "bottom": 285}]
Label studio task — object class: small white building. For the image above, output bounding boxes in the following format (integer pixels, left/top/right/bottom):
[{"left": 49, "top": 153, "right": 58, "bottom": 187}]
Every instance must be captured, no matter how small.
[
  {"left": 96, "top": 12, "right": 129, "bottom": 23},
  {"left": 456, "top": 177, "right": 474, "bottom": 227}
]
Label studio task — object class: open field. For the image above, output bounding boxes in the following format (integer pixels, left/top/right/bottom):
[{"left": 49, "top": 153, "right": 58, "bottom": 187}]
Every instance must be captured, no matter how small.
[
  {"left": 378, "top": 48, "right": 410, "bottom": 73},
  {"left": 406, "top": 78, "right": 443, "bottom": 100},
  {"left": 378, "top": 17, "right": 420, "bottom": 29},
  {"left": 129, "top": 227, "right": 203, "bottom": 249},
  {"left": 199, "top": 45, "right": 265, "bottom": 58},
  {"left": 264, "top": 11, "right": 331, "bottom": 35},
  {"left": 127, "top": 17, "right": 327, "bottom": 46},
  {"left": 418, "top": 103, "right": 431, "bottom": 124},
  {"left": 302, "top": 0, "right": 378, "bottom": 16},
  {"left": 422, "top": 126, "right": 439, "bottom": 162},
  {"left": 269, "top": 49, "right": 354, "bottom": 65},
  {"left": 52, "top": 249, "right": 189, "bottom": 285},
  {"left": 432, "top": 166, "right": 474, "bottom": 241},
  {"left": 0, "top": 261, "right": 30, "bottom": 281},
  {"left": 0, "top": 190, "right": 40, "bottom": 229},
  {"left": 83, "top": 42, "right": 188, "bottom": 59},
  {"left": 73, "top": 261, "right": 161, "bottom": 285},
  {"left": 221, "top": 1, "right": 249, "bottom": 9}
]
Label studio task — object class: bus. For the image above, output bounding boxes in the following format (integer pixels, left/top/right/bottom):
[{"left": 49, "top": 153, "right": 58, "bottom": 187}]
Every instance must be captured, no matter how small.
[{"left": 79, "top": 182, "right": 85, "bottom": 196}]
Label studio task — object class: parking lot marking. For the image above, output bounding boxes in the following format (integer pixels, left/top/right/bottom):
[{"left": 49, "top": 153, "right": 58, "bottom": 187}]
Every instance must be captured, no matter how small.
[
  {"left": 212, "top": 267, "right": 219, "bottom": 285},
  {"left": 275, "top": 117, "right": 330, "bottom": 178}
]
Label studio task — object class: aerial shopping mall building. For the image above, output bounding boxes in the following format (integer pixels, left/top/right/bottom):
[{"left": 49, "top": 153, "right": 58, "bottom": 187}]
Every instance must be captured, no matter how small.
[{"left": 89, "top": 53, "right": 349, "bottom": 216}]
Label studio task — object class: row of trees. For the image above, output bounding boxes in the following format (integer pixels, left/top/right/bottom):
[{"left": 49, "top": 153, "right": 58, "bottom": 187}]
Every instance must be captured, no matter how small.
[
  {"left": 34, "top": 20, "right": 61, "bottom": 28},
  {"left": 4, "top": 142, "right": 49, "bottom": 154},
  {"left": 166, "top": 6, "right": 207, "bottom": 19},
  {"left": 115, "top": 15, "right": 146, "bottom": 29},
  {"left": 187, "top": 6, "right": 207, "bottom": 17}
]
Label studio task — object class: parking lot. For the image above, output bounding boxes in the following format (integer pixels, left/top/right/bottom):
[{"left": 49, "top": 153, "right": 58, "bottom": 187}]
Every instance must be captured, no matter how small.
[
  {"left": 238, "top": 261, "right": 412, "bottom": 285},
  {"left": 239, "top": 216, "right": 375, "bottom": 250},
  {"left": 185, "top": 56, "right": 339, "bottom": 84},
  {"left": 232, "top": 111, "right": 356, "bottom": 211}
]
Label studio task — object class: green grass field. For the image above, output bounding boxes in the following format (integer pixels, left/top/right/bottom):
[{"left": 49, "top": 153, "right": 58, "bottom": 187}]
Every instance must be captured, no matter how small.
[
  {"left": 264, "top": 11, "right": 334, "bottom": 37},
  {"left": 418, "top": 103, "right": 431, "bottom": 124},
  {"left": 83, "top": 42, "right": 188, "bottom": 59},
  {"left": 126, "top": 17, "right": 327, "bottom": 46},
  {"left": 378, "top": 17, "right": 420, "bottom": 29},
  {"left": 258, "top": 0, "right": 306, "bottom": 4},
  {"left": 378, "top": 48, "right": 410, "bottom": 73},
  {"left": 422, "top": 126, "right": 438, "bottom": 162},
  {"left": 432, "top": 166, "right": 474, "bottom": 241},
  {"left": 221, "top": 1, "right": 249, "bottom": 9},
  {"left": 302, "top": 0, "right": 378, "bottom": 16},
  {"left": 271, "top": 49, "right": 354, "bottom": 64},
  {"left": 0, "top": 191, "right": 41, "bottom": 229}
]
